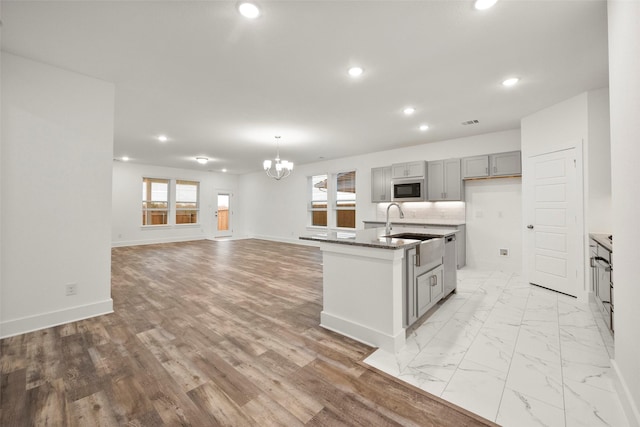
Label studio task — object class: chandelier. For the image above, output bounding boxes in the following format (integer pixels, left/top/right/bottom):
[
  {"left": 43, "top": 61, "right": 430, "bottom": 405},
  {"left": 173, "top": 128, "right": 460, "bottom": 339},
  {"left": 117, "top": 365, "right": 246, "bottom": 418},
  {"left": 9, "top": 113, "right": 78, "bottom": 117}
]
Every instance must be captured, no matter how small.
[{"left": 263, "top": 136, "right": 293, "bottom": 180}]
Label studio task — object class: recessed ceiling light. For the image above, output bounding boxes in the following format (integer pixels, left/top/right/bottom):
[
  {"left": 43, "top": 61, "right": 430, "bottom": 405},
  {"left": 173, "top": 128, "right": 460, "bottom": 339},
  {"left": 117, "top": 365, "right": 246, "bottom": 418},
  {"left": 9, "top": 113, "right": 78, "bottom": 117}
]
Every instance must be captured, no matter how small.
[
  {"left": 158, "top": 135, "right": 168, "bottom": 142},
  {"left": 502, "top": 77, "right": 519, "bottom": 87},
  {"left": 238, "top": 2, "right": 260, "bottom": 19},
  {"left": 121, "top": 156, "right": 130, "bottom": 161},
  {"left": 419, "top": 124, "right": 429, "bottom": 131},
  {"left": 403, "top": 107, "right": 416, "bottom": 115},
  {"left": 348, "top": 67, "right": 364, "bottom": 77},
  {"left": 196, "top": 157, "right": 209, "bottom": 165},
  {"left": 222, "top": 168, "right": 228, "bottom": 173},
  {"left": 474, "top": 0, "right": 498, "bottom": 10}
]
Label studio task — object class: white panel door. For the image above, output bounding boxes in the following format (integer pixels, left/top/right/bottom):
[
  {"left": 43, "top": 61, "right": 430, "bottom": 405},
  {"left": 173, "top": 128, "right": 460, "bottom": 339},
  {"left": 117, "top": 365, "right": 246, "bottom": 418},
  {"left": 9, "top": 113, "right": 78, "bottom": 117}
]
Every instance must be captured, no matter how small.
[{"left": 526, "top": 148, "right": 579, "bottom": 296}]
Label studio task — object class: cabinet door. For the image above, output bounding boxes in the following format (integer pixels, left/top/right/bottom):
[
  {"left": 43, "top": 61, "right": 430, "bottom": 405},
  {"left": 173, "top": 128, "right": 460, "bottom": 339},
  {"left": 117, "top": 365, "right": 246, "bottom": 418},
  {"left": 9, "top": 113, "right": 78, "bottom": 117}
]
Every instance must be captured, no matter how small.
[
  {"left": 490, "top": 151, "right": 521, "bottom": 176},
  {"left": 405, "top": 161, "right": 426, "bottom": 177},
  {"left": 371, "top": 166, "right": 392, "bottom": 202},
  {"left": 429, "top": 267, "right": 444, "bottom": 303},
  {"left": 443, "top": 158, "right": 462, "bottom": 200},
  {"left": 416, "top": 272, "right": 433, "bottom": 318},
  {"left": 391, "top": 163, "right": 408, "bottom": 179},
  {"left": 427, "top": 160, "right": 444, "bottom": 201},
  {"left": 462, "top": 155, "right": 489, "bottom": 178}
]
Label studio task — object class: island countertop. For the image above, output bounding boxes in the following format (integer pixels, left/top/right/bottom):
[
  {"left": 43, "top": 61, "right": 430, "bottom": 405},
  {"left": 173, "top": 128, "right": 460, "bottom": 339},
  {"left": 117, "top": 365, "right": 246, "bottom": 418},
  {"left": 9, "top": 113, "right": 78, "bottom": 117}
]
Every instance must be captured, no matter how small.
[{"left": 299, "top": 226, "right": 458, "bottom": 250}]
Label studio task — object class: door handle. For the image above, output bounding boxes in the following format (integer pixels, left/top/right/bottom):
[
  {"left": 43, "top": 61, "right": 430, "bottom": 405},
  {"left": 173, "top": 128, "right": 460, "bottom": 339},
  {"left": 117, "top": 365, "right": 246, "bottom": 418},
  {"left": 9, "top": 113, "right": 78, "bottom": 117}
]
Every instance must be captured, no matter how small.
[{"left": 527, "top": 225, "right": 534, "bottom": 229}]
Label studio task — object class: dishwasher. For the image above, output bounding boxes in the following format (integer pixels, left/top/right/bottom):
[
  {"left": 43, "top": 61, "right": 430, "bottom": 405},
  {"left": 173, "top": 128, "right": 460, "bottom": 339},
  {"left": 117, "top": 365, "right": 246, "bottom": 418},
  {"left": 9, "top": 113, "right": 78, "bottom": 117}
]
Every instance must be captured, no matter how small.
[{"left": 443, "top": 234, "right": 457, "bottom": 296}]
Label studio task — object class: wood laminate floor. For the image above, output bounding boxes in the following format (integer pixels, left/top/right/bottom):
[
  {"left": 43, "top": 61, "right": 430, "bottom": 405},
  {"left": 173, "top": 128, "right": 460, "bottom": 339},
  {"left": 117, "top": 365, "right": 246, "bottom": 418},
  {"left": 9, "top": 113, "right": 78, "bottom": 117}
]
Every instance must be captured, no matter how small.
[{"left": 1, "top": 239, "right": 496, "bottom": 426}]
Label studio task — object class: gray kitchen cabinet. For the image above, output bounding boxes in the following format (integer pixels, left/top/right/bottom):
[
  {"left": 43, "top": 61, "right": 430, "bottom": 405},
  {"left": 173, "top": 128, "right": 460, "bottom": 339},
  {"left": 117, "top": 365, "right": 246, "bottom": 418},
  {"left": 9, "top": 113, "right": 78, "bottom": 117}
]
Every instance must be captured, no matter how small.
[
  {"left": 427, "top": 158, "right": 462, "bottom": 201},
  {"left": 391, "top": 161, "right": 426, "bottom": 179},
  {"left": 490, "top": 151, "right": 521, "bottom": 176},
  {"left": 416, "top": 265, "right": 444, "bottom": 318},
  {"left": 462, "top": 155, "right": 489, "bottom": 178},
  {"left": 371, "top": 166, "right": 392, "bottom": 202},
  {"left": 462, "top": 151, "right": 521, "bottom": 179}
]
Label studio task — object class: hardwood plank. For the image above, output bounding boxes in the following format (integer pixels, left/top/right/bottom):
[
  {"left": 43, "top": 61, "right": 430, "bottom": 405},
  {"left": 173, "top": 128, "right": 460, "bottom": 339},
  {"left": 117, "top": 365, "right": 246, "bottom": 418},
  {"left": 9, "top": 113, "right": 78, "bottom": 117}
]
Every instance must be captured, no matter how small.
[{"left": 0, "top": 239, "right": 495, "bottom": 426}]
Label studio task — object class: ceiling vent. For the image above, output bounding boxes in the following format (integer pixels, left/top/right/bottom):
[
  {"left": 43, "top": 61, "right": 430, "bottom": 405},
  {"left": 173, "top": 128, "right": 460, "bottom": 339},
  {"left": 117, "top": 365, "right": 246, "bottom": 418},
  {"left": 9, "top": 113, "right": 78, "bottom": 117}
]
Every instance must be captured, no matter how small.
[{"left": 461, "top": 119, "right": 480, "bottom": 125}]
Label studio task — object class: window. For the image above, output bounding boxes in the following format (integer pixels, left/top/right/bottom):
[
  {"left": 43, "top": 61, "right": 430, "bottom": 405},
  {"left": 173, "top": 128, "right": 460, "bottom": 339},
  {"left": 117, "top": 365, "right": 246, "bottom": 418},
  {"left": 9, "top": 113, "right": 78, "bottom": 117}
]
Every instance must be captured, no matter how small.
[
  {"left": 310, "top": 174, "right": 328, "bottom": 227},
  {"left": 335, "top": 171, "right": 356, "bottom": 228},
  {"left": 142, "top": 178, "right": 169, "bottom": 225},
  {"left": 176, "top": 180, "right": 199, "bottom": 224}
]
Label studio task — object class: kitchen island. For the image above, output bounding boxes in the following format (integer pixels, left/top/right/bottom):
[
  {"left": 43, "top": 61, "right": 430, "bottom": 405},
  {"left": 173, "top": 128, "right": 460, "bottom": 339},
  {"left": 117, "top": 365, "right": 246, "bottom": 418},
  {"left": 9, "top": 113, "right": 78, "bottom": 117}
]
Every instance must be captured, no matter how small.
[{"left": 300, "top": 227, "right": 457, "bottom": 352}]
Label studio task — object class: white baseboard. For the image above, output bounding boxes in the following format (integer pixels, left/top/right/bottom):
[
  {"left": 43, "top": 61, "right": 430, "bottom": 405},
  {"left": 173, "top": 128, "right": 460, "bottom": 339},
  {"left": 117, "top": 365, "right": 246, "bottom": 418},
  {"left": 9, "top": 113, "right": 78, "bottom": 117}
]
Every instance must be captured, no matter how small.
[
  {"left": 612, "top": 359, "right": 640, "bottom": 427},
  {"left": 0, "top": 299, "right": 113, "bottom": 339},
  {"left": 320, "top": 311, "right": 405, "bottom": 353}
]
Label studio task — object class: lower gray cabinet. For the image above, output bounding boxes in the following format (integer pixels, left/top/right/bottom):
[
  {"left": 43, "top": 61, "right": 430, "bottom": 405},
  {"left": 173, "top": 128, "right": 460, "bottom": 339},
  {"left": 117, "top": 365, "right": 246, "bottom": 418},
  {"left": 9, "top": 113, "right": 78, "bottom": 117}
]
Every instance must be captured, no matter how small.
[{"left": 416, "top": 265, "right": 444, "bottom": 318}]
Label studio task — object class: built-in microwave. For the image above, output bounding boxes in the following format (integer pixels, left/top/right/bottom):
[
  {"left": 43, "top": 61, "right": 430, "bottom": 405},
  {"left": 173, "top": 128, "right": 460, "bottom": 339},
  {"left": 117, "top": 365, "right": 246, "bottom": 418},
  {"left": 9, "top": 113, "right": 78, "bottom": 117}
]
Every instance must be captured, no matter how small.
[{"left": 392, "top": 178, "right": 426, "bottom": 202}]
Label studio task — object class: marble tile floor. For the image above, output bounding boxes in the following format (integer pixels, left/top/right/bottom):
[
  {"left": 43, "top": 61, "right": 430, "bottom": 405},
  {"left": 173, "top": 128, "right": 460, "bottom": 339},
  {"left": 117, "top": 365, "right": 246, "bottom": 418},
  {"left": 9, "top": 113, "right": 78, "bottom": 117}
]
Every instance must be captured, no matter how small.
[{"left": 364, "top": 269, "right": 628, "bottom": 427}]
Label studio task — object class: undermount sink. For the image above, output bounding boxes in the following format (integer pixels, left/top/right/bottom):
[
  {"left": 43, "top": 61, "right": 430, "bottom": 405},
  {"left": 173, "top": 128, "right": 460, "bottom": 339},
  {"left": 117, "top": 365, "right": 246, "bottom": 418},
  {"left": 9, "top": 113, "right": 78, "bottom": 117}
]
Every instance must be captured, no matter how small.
[{"left": 385, "top": 233, "right": 441, "bottom": 241}]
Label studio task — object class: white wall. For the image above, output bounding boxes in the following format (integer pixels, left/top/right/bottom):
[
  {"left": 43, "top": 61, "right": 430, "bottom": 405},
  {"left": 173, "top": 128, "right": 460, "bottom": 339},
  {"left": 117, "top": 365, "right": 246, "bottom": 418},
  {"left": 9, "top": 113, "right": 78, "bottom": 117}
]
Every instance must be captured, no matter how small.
[
  {"left": 112, "top": 161, "right": 240, "bottom": 246},
  {"left": 587, "top": 88, "right": 612, "bottom": 233},
  {"left": 0, "top": 53, "right": 115, "bottom": 338},
  {"left": 239, "top": 129, "right": 522, "bottom": 271},
  {"left": 465, "top": 177, "right": 522, "bottom": 272},
  {"left": 521, "top": 89, "right": 611, "bottom": 298},
  {"left": 608, "top": 1, "right": 640, "bottom": 424}
]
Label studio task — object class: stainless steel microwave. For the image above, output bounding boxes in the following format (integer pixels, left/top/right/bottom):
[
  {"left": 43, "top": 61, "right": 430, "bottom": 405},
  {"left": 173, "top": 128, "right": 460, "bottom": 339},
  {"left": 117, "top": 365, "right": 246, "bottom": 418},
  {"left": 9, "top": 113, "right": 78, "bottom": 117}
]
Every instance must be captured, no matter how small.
[{"left": 392, "top": 178, "right": 426, "bottom": 202}]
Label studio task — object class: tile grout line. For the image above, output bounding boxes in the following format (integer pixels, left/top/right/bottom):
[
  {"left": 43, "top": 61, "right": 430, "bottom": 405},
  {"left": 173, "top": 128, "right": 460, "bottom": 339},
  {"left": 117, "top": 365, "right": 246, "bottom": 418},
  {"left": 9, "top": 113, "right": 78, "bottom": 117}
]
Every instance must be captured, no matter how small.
[{"left": 492, "top": 272, "right": 532, "bottom": 423}]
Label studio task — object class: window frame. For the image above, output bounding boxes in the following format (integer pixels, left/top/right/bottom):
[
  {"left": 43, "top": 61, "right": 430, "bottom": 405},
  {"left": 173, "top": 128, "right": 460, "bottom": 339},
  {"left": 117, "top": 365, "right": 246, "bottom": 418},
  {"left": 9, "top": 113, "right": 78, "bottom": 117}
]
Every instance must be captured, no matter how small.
[
  {"left": 142, "top": 177, "right": 170, "bottom": 226},
  {"left": 333, "top": 170, "right": 357, "bottom": 229},
  {"left": 309, "top": 173, "right": 329, "bottom": 228},
  {"left": 175, "top": 179, "right": 200, "bottom": 225}
]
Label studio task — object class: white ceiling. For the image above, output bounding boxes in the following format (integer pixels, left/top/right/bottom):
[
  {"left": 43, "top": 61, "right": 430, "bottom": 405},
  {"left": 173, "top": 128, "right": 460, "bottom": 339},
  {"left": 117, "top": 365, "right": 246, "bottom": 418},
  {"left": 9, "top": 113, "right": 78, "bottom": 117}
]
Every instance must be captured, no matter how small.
[{"left": 1, "top": 1, "right": 609, "bottom": 174}]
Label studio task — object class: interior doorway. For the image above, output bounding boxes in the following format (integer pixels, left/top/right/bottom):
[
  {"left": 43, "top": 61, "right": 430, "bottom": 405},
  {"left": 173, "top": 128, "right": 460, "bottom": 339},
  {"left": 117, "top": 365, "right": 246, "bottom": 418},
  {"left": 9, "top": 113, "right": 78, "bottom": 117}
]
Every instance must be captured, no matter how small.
[
  {"left": 524, "top": 146, "right": 584, "bottom": 297},
  {"left": 215, "top": 192, "right": 232, "bottom": 237}
]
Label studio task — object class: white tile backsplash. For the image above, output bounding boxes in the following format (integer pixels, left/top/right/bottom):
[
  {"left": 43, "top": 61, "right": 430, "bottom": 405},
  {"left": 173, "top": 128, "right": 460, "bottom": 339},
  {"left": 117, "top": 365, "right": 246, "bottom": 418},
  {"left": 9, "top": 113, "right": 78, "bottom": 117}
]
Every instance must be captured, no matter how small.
[{"left": 375, "top": 201, "right": 465, "bottom": 223}]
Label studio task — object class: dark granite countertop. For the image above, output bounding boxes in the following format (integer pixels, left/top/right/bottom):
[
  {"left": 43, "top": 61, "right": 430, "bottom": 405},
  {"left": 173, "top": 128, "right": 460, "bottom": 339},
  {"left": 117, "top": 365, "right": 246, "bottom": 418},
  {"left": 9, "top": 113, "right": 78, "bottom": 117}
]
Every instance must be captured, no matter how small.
[
  {"left": 299, "top": 226, "right": 458, "bottom": 250},
  {"left": 590, "top": 233, "right": 613, "bottom": 252},
  {"left": 363, "top": 219, "right": 466, "bottom": 226}
]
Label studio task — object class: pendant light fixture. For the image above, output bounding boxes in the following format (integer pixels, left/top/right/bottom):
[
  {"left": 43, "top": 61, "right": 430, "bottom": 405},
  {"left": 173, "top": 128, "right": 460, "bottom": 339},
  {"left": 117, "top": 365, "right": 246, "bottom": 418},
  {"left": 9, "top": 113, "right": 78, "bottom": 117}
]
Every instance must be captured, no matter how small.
[{"left": 263, "top": 136, "right": 293, "bottom": 180}]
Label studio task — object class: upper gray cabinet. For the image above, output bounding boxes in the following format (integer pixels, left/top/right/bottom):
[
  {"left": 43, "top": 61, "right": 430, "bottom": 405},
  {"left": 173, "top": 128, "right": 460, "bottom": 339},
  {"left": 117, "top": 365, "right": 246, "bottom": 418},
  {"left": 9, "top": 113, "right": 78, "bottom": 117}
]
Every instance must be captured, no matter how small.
[
  {"left": 490, "top": 151, "right": 521, "bottom": 176},
  {"left": 427, "top": 159, "right": 462, "bottom": 201},
  {"left": 391, "top": 161, "right": 426, "bottom": 179},
  {"left": 462, "top": 151, "right": 521, "bottom": 179},
  {"left": 371, "top": 166, "right": 392, "bottom": 202}
]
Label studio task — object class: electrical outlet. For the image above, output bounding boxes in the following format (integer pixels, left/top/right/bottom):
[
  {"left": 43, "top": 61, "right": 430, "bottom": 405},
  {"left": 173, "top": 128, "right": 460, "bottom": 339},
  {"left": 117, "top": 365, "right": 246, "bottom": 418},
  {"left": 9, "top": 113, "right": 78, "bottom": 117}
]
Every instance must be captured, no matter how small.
[
  {"left": 499, "top": 248, "right": 509, "bottom": 257},
  {"left": 65, "top": 283, "right": 77, "bottom": 296}
]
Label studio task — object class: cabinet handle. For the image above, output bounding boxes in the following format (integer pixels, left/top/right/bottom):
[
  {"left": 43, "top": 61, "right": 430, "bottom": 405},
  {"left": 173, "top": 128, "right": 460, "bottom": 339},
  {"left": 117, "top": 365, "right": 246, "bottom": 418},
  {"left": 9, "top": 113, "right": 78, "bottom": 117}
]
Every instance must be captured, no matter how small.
[
  {"left": 485, "top": 167, "right": 488, "bottom": 174},
  {"left": 430, "top": 275, "right": 438, "bottom": 286}
]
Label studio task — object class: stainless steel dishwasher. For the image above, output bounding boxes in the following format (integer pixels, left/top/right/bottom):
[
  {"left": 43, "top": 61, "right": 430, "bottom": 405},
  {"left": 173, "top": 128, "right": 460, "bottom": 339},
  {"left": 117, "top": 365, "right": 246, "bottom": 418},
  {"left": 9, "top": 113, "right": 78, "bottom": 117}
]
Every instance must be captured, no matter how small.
[{"left": 443, "top": 234, "right": 457, "bottom": 296}]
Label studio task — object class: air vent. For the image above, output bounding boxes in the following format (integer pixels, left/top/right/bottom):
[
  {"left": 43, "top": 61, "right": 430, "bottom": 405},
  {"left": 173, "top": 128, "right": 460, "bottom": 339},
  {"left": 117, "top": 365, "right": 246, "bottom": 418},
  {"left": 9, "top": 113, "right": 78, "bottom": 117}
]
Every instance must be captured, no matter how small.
[{"left": 461, "top": 119, "right": 480, "bottom": 125}]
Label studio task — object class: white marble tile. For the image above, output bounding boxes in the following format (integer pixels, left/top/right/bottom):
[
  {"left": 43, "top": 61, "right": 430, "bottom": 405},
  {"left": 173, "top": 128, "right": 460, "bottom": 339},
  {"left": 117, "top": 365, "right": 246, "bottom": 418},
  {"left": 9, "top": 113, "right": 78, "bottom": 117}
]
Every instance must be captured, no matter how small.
[
  {"left": 397, "top": 366, "right": 450, "bottom": 396},
  {"left": 409, "top": 320, "right": 446, "bottom": 350},
  {"left": 372, "top": 268, "right": 629, "bottom": 426},
  {"left": 515, "top": 326, "right": 561, "bottom": 364},
  {"left": 462, "top": 324, "right": 519, "bottom": 373},
  {"left": 564, "top": 378, "right": 630, "bottom": 427},
  {"left": 406, "top": 338, "right": 468, "bottom": 383},
  {"left": 441, "top": 360, "right": 507, "bottom": 422},
  {"left": 561, "top": 360, "right": 616, "bottom": 393},
  {"left": 496, "top": 388, "right": 567, "bottom": 427},
  {"left": 558, "top": 301, "right": 597, "bottom": 328},
  {"left": 433, "top": 309, "right": 489, "bottom": 347},
  {"left": 506, "top": 351, "right": 564, "bottom": 409}
]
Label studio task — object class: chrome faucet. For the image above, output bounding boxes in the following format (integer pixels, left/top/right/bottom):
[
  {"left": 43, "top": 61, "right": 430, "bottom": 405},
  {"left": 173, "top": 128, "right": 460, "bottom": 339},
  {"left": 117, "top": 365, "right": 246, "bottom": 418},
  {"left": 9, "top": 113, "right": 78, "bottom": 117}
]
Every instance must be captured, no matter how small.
[{"left": 385, "top": 202, "right": 405, "bottom": 235}]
